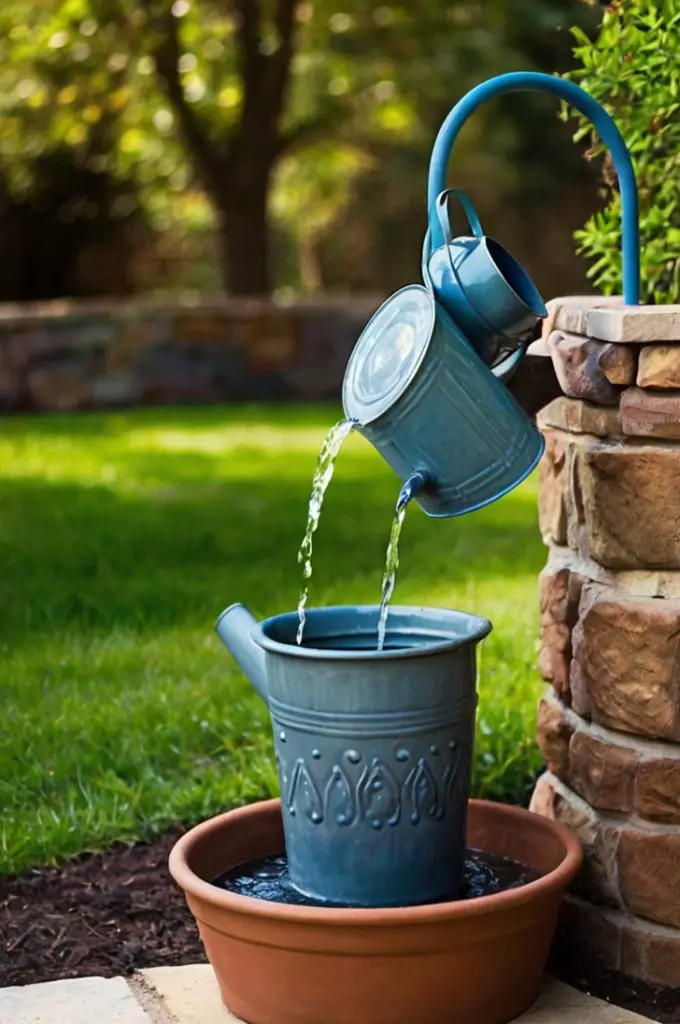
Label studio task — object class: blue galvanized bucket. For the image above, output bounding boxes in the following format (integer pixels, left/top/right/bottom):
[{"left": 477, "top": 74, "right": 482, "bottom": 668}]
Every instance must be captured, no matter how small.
[
  {"left": 342, "top": 283, "right": 544, "bottom": 518},
  {"left": 216, "top": 602, "right": 492, "bottom": 907}
]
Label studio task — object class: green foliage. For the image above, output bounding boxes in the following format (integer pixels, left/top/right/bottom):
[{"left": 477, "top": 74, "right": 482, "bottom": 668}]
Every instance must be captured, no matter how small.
[
  {"left": 565, "top": 0, "right": 680, "bottom": 302},
  {"left": 0, "top": 1, "right": 188, "bottom": 216},
  {"left": 0, "top": 0, "right": 590, "bottom": 294},
  {"left": 0, "top": 405, "right": 543, "bottom": 872}
]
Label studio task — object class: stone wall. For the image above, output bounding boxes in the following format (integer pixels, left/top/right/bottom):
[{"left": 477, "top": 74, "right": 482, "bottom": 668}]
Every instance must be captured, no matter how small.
[
  {"left": 0, "top": 295, "right": 383, "bottom": 412},
  {"left": 529, "top": 297, "right": 680, "bottom": 991}
]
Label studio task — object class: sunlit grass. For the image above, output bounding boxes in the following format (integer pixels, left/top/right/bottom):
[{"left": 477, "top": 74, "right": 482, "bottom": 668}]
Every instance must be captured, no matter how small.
[{"left": 0, "top": 405, "right": 544, "bottom": 875}]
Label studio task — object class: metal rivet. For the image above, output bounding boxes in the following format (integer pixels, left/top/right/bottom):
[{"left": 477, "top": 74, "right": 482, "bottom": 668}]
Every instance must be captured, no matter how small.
[
  {"left": 312, "top": 748, "right": 321, "bottom": 759},
  {"left": 279, "top": 731, "right": 286, "bottom": 742},
  {"left": 430, "top": 744, "right": 439, "bottom": 755},
  {"left": 395, "top": 748, "right": 409, "bottom": 762},
  {"left": 345, "top": 750, "right": 361, "bottom": 764}
]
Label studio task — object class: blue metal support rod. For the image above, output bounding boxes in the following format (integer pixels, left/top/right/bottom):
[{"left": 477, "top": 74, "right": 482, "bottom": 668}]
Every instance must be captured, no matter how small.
[{"left": 427, "top": 72, "right": 640, "bottom": 306}]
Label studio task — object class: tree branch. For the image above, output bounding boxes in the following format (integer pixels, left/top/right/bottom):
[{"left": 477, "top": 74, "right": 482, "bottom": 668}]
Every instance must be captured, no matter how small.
[
  {"left": 233, "top": 0, "right": 297, "bottom": 148},
  {"left": 266, "top": 0, "right": 297, "bottom": 118},
  {"left": 232, "top": 0, "right": 263, "bottom": 109},
  {"left": 277, "top": 102, "right": 353, "bottom": 155},
  {"left": 141, "top": 1, "right": 228, "bottom": 189}
]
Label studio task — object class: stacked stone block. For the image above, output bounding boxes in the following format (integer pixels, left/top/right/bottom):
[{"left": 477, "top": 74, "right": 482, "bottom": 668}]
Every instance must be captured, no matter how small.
[{"left": 529, "top": 297, "right": 680, "bottom": 990}]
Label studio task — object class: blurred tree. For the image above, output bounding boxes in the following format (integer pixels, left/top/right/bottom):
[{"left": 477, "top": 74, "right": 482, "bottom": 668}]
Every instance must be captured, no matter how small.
[
  {"left": 271, "top": 142, "right": 372, "bottom": 293},
  {"left": 564, "top": 0, "right": 680, "bottom": 302},
  {"left": 0, "top": 149, "right": 146, "bottom": 300},
  {"left": 0, "top": 0, "right": 595, "bottom": 297}
]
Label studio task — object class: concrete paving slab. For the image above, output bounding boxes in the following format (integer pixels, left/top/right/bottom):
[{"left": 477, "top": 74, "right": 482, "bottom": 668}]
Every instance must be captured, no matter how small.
[
  {"left": 520, "top": 978, "right": 654, "bottom": 1023},
  {"left": 140, "top": 964, "right": 656, "bottom": 1023},
  {"left": 141, "top": 965, "right": 239, "bottom": 1021},
  {"left": 0, "top": 976, "right": 152, "bottom": 1024},
  {"left": 0, "top": 965, "right": 658, "bottom": 1024}
]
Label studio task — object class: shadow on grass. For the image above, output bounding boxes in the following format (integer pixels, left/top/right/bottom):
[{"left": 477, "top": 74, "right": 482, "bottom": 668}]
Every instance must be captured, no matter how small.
[
  {"left": 0, "top": 448, "right": 542, "bottom": 649},
  {"left": 0, "top": 403, "right": 341, "bottom": 438}
]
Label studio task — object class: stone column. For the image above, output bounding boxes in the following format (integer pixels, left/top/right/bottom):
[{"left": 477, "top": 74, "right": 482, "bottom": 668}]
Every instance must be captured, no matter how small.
[{"left": 529, "top": 297, "right": 680, "bottom": 991}]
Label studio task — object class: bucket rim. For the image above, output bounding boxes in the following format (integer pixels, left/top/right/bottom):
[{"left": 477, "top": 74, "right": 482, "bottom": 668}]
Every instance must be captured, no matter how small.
[{"left": 255, "top": 604, "right": 492, "bottom": 660}]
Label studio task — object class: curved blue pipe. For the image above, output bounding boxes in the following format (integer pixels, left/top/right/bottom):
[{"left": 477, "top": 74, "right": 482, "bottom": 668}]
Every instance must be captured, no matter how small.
[{"left": 427, "top": 71, "right": 640, "bottom": 305}]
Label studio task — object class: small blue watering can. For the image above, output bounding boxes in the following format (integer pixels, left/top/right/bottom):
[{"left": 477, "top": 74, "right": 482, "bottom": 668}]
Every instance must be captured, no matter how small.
[
  {"left": 423, "top": 188, "right": 547, "bottom": 370},
  {"left": 216, "top": 602, "right": 492, "bottom": 907}
]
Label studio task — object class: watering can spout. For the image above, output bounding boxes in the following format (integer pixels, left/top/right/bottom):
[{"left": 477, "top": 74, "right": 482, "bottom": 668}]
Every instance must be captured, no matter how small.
[
  {"left": 215, "top": 603, "right": 268, "bottom": 704},
  {"left": 398, "top": 469, "right": 432, "bottom": 509}
]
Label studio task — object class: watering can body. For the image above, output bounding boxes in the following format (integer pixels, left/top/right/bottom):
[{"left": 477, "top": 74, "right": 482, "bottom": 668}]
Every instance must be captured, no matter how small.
[
  {"left": 216, "top": 602, "right": 492, "bottom": 907},
  {"left": 342, "top": 284, "right": 544, "bottom": 518}
]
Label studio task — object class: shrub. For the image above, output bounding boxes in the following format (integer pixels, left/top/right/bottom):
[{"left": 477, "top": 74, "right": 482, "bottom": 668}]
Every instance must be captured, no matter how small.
[{"left": 565, "top": 0, "right": 680, "bottom": 303}]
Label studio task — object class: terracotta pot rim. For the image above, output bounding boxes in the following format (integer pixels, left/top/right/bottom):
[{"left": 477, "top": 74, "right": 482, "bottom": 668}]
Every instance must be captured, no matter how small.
[{"left": 169, "top": 798, "right": 582, "bottom": 925}]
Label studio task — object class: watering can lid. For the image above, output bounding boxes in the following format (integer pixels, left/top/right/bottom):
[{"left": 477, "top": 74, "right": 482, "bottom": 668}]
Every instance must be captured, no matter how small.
[{"left": 342, "top": 285, "right": 434, "bottom": 426}]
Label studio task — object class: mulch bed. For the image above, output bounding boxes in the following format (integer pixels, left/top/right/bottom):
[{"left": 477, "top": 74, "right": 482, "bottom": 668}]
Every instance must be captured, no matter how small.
[
  {"left": 0, "top": 827, "right": 206, "bottom": 988},
  {"left": 2, "top": 828, "right": 679, "bottom": 1023},
  {"left": 548, "top": 942, "right": 680, "bottom": 1024}
]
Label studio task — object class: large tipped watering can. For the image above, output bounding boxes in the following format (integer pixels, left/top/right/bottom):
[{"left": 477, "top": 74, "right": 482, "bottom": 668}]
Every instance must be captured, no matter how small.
[
  {"left": 216, "top": 603, "right": 492, "bottom": 907},
  {"left": 342, "top": 283, "right": 544, "bottom": 517},
  {"left": 343, "top": 72, "right": 639, "bottom": 520}
]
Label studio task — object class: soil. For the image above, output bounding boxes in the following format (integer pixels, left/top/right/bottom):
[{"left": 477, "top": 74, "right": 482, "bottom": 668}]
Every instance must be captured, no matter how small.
[
  {"left": 548, "top": 942, "right": 680, "bottom": 1024},
  {"left": 2, "top": 827, "right": 679, "bottom": 1024},
  {"left": 0, "top": 827, "right": 206, "bottom": 988}
]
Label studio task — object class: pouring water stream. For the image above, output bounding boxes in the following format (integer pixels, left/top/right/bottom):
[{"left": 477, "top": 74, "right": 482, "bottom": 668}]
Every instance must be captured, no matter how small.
[
  {"left": 296, "top": 417, "right": 356, "bottom": 645},
  {"left": 376, "top": 471, "right": 430, "bottom": 650}
]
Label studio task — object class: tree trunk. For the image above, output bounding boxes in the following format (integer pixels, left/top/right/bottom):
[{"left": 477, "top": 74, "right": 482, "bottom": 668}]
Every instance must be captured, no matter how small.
[
  {"left": 299, "top": 234, "right": 323, "bottom": 294},
  {"left": 218, "top": 185, "right": 271, "bottom": 295}
]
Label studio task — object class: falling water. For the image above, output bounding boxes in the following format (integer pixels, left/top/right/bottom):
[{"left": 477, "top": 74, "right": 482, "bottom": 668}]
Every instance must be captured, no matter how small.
[
  {"left": 296, "top": 417, "right": 356, "bottom": 645},
  {"left": 376, "top": 493, "right": 409, "bottom": 651}
]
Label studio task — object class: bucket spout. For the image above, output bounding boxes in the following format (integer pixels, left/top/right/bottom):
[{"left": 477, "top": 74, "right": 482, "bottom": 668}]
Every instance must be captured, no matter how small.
[{"left": 215, "top": 603, "right": 268, "bottom": 705}]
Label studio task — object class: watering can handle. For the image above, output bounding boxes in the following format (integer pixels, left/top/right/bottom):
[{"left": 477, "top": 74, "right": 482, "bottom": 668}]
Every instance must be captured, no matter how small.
[
  {"left": 435, "top": 188, "right": 484, "bottom": 244},
  {"left": 426, "top": 72, "right": 640, "bottom": 305}
]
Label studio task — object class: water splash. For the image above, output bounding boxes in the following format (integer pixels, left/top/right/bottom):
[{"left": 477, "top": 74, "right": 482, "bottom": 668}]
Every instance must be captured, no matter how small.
[
  {"left": 213, "top": 849, "right": 541, "bottom": 906},
  {"left": 296, "top": 418, "right": 356, "bottom": 645}
]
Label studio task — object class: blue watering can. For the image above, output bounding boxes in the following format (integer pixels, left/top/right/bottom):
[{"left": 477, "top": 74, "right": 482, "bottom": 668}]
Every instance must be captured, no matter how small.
[
  {"left": 423, "top": 187, "right": 547, "bottom": 370},
  {"left": 216, "top": 602, "right": 492, "bottom": 907},
  {"left": 343, "top": 72, "right": 640, "bottom": 520},
  {"left": 342, "top": 283, "right": 544, "bottom": 518}
]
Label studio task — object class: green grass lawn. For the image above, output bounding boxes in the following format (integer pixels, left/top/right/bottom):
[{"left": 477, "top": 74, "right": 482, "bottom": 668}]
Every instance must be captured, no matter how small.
[{"left": 0, "top": 405, "right": 545, "bottom": 875}]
